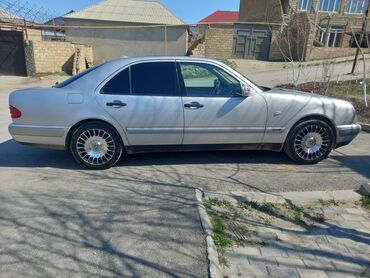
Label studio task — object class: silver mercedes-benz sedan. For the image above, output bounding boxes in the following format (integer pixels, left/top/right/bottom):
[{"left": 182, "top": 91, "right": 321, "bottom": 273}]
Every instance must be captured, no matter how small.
[{"left": 9, "top": 57, "right": 361, "bottom": 169}]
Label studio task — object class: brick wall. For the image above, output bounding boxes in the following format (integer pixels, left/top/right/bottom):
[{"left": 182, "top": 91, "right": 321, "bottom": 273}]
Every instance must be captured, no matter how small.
[
  {"left": 25, "top": 40, "right": 93, "bottom": 76},
  {"left": 203, "top": 25, "right": 234, "bottom": 60},
  {"left": 239, "top": 0, "right": 284, "bottom": 23},
  {"left": 268, "top": 12, "right": 311, "bottom": 61}
]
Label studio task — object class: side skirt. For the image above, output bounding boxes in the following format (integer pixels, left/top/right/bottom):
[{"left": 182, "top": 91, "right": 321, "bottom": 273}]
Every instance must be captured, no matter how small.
[{"left": 126, "top": 143, "right": 283, "bottom": 154}]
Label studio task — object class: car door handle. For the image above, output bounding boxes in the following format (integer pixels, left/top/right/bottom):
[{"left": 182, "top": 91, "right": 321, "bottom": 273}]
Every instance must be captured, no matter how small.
[
  {"left": 184, "top": 102, "right": 204, "bottom": 109},
  {"left": 106, "top": 101, "right": 127, "bottom": 108}
]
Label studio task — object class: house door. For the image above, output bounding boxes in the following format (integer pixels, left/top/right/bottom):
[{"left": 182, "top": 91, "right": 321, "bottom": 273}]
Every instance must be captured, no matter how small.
[
  {"left": 0, "top": 30, "right": 27, "bottom": 76},
  {"left": 234, "top": 26, "right": 270, "bottom": 60}
]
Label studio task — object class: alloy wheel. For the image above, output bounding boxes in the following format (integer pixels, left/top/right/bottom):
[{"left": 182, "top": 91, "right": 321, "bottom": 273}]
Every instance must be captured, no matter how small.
[
  {"left": 76, "top": 128, "right": 116, "bottom": 166},
  {"left": 293, "top": 125, "right": 330, "bottom": 161}
]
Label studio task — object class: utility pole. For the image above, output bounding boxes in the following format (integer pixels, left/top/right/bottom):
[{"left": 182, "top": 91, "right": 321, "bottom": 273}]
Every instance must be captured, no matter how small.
[{"left": 351, "top": 1, "right": 370, "bottom": 74}]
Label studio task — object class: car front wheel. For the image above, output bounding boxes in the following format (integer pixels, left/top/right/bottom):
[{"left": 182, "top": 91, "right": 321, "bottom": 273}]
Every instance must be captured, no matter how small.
[
  {"left": 70, "top": 122, "right": 123, "bottom": 170},
  {"left": 284, "top": 119, "right": 335, "bottom": 164}
]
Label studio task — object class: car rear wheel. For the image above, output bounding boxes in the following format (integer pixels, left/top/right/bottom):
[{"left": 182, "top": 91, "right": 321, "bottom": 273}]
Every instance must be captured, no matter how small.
[
  {"left": 70, "top": 122, "right": 123, "bottom": 170},
  {"left": 284, "top": 119, "right": 335, "bottom": 164}
]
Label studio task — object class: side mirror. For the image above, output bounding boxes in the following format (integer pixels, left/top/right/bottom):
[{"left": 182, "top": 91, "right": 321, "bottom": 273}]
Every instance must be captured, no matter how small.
[{"left": 241, "top": 84, "right": 252, "bottom": 97}]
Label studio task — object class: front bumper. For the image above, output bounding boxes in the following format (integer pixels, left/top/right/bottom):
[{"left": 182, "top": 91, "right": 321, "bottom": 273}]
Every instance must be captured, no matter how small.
[
  {"left": 8, "top": 124, "right": 67, "bottom": 149},
  {"left": 335, "top": 124, "right": 362, "bottom": 148}
]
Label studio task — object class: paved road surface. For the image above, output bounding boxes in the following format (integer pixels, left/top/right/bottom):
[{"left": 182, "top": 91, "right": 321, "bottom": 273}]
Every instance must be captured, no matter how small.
[
  {"left": 0, "top": 76, "right": 369, "bottom": 277},
  {"left": 0, "top": 77, "right": 208, "bottom": 277}
]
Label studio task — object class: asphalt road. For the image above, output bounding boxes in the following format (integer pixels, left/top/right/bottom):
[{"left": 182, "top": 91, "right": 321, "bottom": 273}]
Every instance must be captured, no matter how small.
[
  {"left": 0, "top": 77, "right": 208, "bottom": 277},
  {"left": 0, "top": 76, "right": 369, "bottom": 277}
]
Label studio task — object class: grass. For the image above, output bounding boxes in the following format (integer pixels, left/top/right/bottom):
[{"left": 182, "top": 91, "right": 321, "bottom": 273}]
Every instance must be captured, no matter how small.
[
  {"left": 204, "top": 197, "right": 231, "bottom": 208},
  {"left": 260, "top": 202, "right": 277, "bottom": 214},
  {"left": 318, "top": 198, "right": 341, "bottom": 206},
  {"left": 361, "top": 195, "right": 370, "bottom": 209},
  {"left": 237, "top": 201, "right": 252, "bottom": 211},
  {"left": 285, "top": 203, "right": 307, "bottom": 225},
  {"left": 209, "top": 213, "right": 233, "bottom": 249},
  {"left": 333, "top": 85, "right": 363, "bottom": 96}
]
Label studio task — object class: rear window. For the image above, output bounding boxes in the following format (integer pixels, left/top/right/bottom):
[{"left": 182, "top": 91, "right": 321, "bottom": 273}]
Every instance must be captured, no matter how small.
[
  {"left": 55, "top": 63, "right": 104, "bottom": 88},
  {"left": 130, "top": 62, "right": 178, "bottom": 96},
  {"left": 101, "top": 68, "right": 130, "bottom": 95}
]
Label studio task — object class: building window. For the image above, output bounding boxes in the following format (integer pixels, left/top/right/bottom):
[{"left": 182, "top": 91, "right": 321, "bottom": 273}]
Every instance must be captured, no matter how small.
[
  {"left": 298, "top": 0, "right": 313, "bottom": 11},
  {"left": 319, "top": 0, "right": 341, "bottom": 12},
  {"left": 317, "top": 26, "right": 344, "bottom": 47},
  {"left": 345, "top": 0, "right": 369, "bottom": 13}
]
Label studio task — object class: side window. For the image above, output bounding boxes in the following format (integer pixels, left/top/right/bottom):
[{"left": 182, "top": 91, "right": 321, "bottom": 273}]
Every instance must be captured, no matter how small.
[
  {"left": 131, "top": 62, "right": 178, "bottom": 96},
  {"left": 101, "top": 68, "right": 130, "bottom": 95},
  {"left": 179, "top": 62, "right": 242, "bottom": 97}
]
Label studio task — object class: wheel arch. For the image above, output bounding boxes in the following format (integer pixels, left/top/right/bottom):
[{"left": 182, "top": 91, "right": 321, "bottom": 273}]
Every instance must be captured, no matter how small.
[
  {"left": 287, "top": 114, "right": 337, "bottom": 143},
  {"left": 65, "top": 119, "right": 126, "bottom": 149}
]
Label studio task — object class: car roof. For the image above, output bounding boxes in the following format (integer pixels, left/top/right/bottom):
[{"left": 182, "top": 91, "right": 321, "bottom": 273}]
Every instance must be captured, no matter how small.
[{"left": 114, "top": 56, "right": 223, "bottom": 65}]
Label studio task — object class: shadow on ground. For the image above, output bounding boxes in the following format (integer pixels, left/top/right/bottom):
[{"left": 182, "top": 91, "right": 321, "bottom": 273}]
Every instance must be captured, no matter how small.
[
  {"left": 0, "top": 139, "right": 370, "bottom": 181},
  {"left": 0, "top": 168, "right": 208, "bottom": 277},
  {"left": 217, "top": 197, "right": 370, "bottom": 277}
]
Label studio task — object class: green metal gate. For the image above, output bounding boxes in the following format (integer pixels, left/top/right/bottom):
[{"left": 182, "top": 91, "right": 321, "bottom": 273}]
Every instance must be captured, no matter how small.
[{"left": 233, "top": 25, "right": 271, "bottom": 60}]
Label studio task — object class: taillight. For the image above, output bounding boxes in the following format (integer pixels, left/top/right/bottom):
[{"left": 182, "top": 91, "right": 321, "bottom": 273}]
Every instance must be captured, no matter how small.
[{"left": 9, "top": 105, "right": 22, "bottom": 119}]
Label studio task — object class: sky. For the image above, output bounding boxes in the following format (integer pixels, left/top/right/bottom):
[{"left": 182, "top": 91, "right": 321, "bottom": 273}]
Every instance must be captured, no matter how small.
[{"left": 23, "top": 0, "right": 240, "bottom": 23}]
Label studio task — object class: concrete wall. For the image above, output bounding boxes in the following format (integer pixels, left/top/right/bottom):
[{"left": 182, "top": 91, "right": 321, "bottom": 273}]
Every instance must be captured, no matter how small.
[
  {"left": 63, "top": 18, "right": 188, "bottom": 63},
  {"left": 26, "top": 28, "right": 42, "bottom": 41},
  {"left": 25, "top": 40, "right": 93, "bottom": 76}
]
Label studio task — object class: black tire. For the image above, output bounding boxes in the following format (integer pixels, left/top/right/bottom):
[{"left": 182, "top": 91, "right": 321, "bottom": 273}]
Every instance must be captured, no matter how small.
[
  {"left": 284, "top": 119, "right": 335, "bottom": 164},
  {"left": 70, "top": 121, "right": 123, "bottom": 170}
]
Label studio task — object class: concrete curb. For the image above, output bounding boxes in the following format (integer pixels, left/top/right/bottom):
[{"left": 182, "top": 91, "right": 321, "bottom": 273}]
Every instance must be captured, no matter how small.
[
  {"left": 204, "top": 189, "right": 363, "bottom": 206},
  {"left": 359, "top": 123, "right": 370, "bottom": 133},
  {"left": 195, "top": 188, "right": 223, "bottom": 278},
  {"left": 359, "top": 183, "right": 370, "bottom": 196}
]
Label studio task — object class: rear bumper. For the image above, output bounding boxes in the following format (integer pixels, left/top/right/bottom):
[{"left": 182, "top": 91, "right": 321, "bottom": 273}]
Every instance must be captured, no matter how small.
[
  {"left": 335, "top": 124, "right": 362, "bottom": 148},
  {"left": 8, "top": 124, "right": 67, "bottom": 149}
]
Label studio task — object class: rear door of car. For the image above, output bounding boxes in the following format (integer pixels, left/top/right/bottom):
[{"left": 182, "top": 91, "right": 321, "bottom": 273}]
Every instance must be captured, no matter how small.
[{"left": 95, "top": 61, "right": 184, "bottom": 146}]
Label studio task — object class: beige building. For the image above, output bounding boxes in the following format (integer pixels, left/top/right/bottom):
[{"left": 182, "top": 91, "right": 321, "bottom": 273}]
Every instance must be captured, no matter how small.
[
  {"left": 62, "top": 0, "right": 188, "bottom": 64},
  {"left": 192, "top": 0, "right": 370, "bottom": 61}
]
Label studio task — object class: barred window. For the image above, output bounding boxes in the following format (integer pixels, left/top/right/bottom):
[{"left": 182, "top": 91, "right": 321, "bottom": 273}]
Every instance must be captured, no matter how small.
[
  {"left": 298, "top": 0, "right": 313, "bottom": 11},
  {"left": 317, "top": 26, "right": 345, "bottom": 47},
  {"left": 345, "top": 0, "right": 369, "bottom": 13},
  {"left": 319, "top": 0, "right": 341, "bottom": 12}
]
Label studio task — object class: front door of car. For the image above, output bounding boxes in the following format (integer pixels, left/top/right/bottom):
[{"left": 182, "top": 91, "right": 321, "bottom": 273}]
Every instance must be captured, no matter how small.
[
  {"left": 178, "top": 61, "right": 268, "bottom": 145},
  {"left": 96, "top": 61, "right": 184, "bottom": 146}
]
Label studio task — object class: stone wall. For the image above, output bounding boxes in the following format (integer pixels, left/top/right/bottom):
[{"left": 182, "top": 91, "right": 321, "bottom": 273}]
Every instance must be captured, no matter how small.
[
  {"left": 203, "top": 24, "right": 234, "bottom": 60},
  {"left": 25, "top": 40, "right": 93, "bottom": 76},
  {"left": 309, "top": 47, "right": 362, "bottom": 60},
  {"left": 191, "top": 42, "right": 206, "bottom": 57}
]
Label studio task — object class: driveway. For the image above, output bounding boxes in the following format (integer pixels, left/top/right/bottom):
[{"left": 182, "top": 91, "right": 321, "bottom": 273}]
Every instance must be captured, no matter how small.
[{"left": 0, "top": 76, "right": 369, "bottom": 276}]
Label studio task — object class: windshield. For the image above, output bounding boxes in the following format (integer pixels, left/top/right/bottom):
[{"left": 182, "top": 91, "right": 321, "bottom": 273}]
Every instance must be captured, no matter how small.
[{"left": 55, "top": 63, "right": 105, "bottom": 88}]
